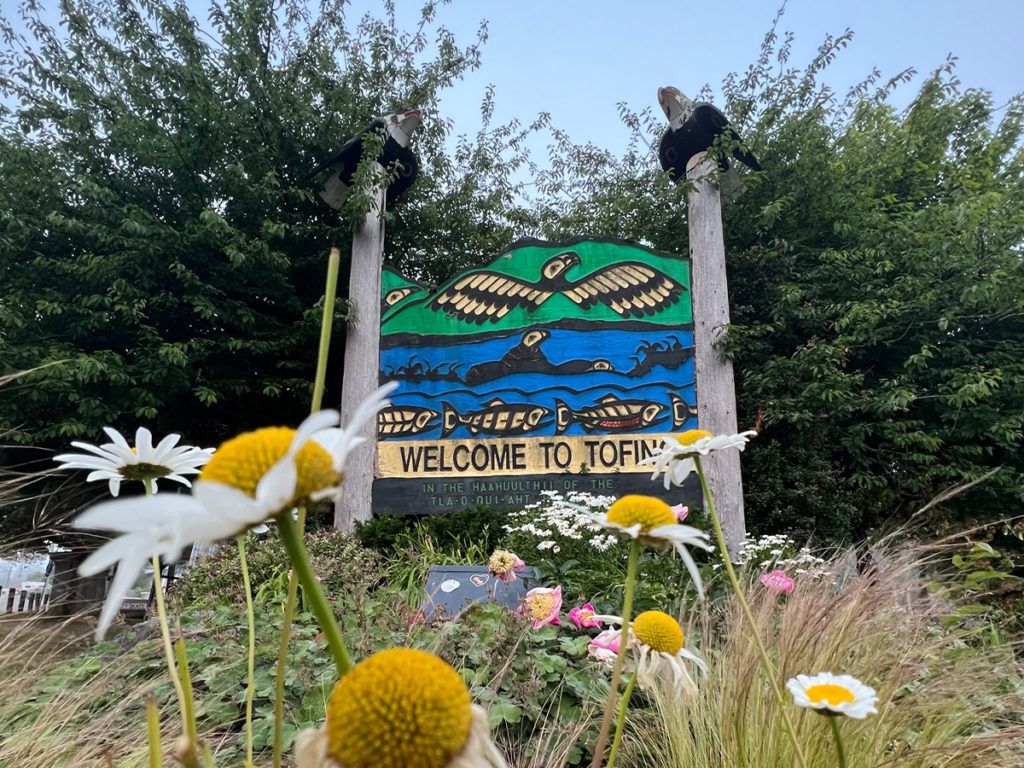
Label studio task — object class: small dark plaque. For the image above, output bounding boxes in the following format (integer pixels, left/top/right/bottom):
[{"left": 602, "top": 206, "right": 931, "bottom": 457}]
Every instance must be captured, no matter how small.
[{"left": 420, "top": 565, "right": 533, "bottom": 621}]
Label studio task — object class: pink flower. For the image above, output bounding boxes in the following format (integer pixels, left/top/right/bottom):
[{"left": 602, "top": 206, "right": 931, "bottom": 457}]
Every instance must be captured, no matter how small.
[
  {"left": 670, "top": 504, "right": 689, "bottom": 522},
  {"left": 568, "top": 603, "right": 602, "bottom": 629},
  {"left": 488, "top": 549, "right": 526, "bottom": 582},
  {"left": 760, "top": 569, "right": 795, "bottom": 596},
  {"left": 588, "top": 629, "right": 622, "bottom": 663},
  {"left": 521, "top": 585, "right": 562, "bottom": 629}
]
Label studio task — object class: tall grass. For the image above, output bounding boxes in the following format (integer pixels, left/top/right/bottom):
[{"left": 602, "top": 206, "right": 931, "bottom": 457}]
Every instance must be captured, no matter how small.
[
  {"left": 2, "top": 536, "right": 1022, "bottom": 767},
  {"left": 634, "top": 541, "right": 1024, "bottom": 767}
]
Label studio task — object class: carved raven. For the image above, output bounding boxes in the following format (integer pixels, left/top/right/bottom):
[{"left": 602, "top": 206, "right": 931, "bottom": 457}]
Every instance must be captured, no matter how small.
[
  {"left": 304, "top": 109, "right": 422, "bottom": 208},
  {"left": 657, "top": 87, "right": 760, "bottom": 182}
]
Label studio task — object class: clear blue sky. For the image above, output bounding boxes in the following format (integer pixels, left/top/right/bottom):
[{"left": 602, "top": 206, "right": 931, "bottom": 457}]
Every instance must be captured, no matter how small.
[
  {"left": 347, "top": 0, "right": 1024, "bottom": 158},
  {"left": 6, "top": 0, "right": 1023, "bottom": 158}
]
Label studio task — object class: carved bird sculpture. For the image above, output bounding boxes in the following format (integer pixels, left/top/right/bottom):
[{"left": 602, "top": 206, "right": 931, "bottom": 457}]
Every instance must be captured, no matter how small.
[
  {"left": 657, "top": 87, "right": 760, "bottom": 182},
  {"left": 430, "top": 251, "right": 686, "bottom": 324},
  {"left": 304, "top": 109, "right": 423, "bottom": 208}
]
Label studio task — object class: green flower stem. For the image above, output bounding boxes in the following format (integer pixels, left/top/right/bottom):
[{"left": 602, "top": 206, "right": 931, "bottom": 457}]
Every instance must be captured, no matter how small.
[
  {"left": 606, "top": 672, "right": 638, "bottom": 768},
  {"left": 271, "top": 248, "right": 342, "bottom": 764},
  {"left": 273, "top": 507, "right": 306, "bottom": 768},
  {"left": 310, "top": 247, "right": 341, "bottom": 415},
  {"left": 142, "top": 478, "right": 196, "bottom": 746},
  {"left": 173, "top": 635, "right": 207, "bottom": 767},
  {"left": 828, "top": 715, "right": 848, "bottom": 768},
  {"left": 238, "top": 536, "right": 256, "bottom": 767},
  {"left": 590, "top": 538, "right": 641, "bottom": 768},
  {"left": 151, "top": 558, "right": 191, "bottom": 732},
  {"left": 695, "top": 456, "right": 809, "bottom": 768},
  {"left": 275, "top": 509, "right": 353, "bottom": 677},
  {"left": 146, "top": 695, "right": 161, "bottom": 768}
]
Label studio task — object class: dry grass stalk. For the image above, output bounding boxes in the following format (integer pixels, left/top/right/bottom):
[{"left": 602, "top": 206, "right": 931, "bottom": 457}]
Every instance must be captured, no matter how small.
[{"left": 634, "top": 542, "right": 1024, "bottom": 768}]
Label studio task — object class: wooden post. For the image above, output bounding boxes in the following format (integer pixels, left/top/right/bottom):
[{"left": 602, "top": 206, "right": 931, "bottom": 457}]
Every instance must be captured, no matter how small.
[
  {"left": 334, "top": 182, "right": 387, "bottom": 531},
  {"left": 687, "top": 152, "right": 746, "bottom": 559}
]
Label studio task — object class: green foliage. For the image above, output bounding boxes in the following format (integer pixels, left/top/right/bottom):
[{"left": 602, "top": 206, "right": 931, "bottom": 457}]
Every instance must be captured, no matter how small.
[
  {"left": 437, "top": 602, "right": 607, "bottom": 766},
  {"left": 533, "top": 18, "right": 1024, "bottom": 542},
  {"left": 926, "top": 539, "right": 1024, "bottom": 640},
  {"left": 170, "top": 528, "right": 382, "bottom": 613},
  {"left": 355, "top": 503, "right": 508, "bottom": 554},
  {"left": 0, "top": 0, "right": 541, "bottom": 541}
]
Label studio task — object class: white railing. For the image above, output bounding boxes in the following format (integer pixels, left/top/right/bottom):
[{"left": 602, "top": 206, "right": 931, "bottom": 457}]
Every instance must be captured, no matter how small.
[{"left": 0, "top": 586, "right": 50, "bottom": 614}]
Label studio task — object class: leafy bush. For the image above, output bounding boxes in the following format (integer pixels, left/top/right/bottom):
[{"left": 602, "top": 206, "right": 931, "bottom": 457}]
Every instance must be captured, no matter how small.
[
  {"left": 170, "top": 528, "right": 382, "bottom": 612},
  {"left": 355, "top": 504, "right": 508, "bottom": 554},
  {"left": 436, "top": 602, "right": 608, "bottom": 766}
]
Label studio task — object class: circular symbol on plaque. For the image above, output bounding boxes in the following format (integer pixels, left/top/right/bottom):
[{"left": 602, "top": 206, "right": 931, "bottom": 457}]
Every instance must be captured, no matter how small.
[
  {"left": 470, "top": 574, "right": 488, "bottom": 587},
  {"left": 440, "top": 579, "right": 460, "bottom": 593}
]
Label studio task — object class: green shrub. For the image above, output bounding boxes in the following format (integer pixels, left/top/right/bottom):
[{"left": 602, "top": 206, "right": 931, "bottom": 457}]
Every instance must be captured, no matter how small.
[
  {"left": 435, "top": 602, "right": 607, "bottom": 766},
  {"left": 169, "top": 528, "right": 382, "bottom": 612},
  {"left": 356, "top": 504, "right": 509, "bottom": 554}
]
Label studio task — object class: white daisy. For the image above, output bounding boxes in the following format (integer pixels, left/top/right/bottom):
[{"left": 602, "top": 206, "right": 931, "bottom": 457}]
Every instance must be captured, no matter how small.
[
  {"left": 54, "top": 427, "right": 214, "bottom": 496},
  {"left": 591, "top": 610, "right": 706, "bottom": 698},
  {"left": 640, "top": 428, "right": 757, "bottom": 488},
  {"left": 786, "top": 672, "right": 879, "bottom": 719},
  {"left": 74, "top": 382, "right": 396, "bottom": 639},
  {"left": 590, "top": 494, "right": 713, "bottom": 597}
]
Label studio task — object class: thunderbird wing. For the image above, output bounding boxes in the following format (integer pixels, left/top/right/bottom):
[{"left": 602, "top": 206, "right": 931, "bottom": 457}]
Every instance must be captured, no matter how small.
[
  {"left": 429, "top": 271, "right": 550, "bottom": 324},
  {"left": 561, "top": 262, "right": 685, "bottom": 318}
]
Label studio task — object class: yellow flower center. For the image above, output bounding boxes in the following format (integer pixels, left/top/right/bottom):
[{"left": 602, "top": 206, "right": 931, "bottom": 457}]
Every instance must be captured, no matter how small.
[
  {"left": 326, "top": 648, "right": 472, "bottom": 768},
  {"left": 199, "top": 427, "right": 338, "bottom": 502},
  {"left": 526, "top": 592, "right": 556, "bottom": 621},
  {"left": 606, "top": 495, "right": 676, "bottom": 532},
  {"left": 632, "top": 611, "right": 684, "bottom": 654},
  {"left": 805, "top": 684, "right": 855, "bottom": 707},
  {"left": 676, "top": 429, "right": 713, "bottom": 447}
]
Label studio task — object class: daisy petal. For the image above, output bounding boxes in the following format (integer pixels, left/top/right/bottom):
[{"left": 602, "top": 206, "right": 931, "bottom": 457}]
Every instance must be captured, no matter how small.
[
  {"left": 134, "top": 427, "right": 154, "bottom": 460},
  {"left": 151, "top": 432, "right": 182, "bottom": 463},
  {"left": 93, "top": 547, "right": 149, "bottom": 641},
  {"left": 102, "top": 427, "right": 132, "bottom": 451},
  {"left": 74, "top": 494, "right": 201, "bottom": 534}
]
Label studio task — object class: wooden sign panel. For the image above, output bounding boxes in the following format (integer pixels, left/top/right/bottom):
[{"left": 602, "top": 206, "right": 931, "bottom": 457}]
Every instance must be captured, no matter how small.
[{"left": 374, "top": 237, "right": 700, "bottom": 514}]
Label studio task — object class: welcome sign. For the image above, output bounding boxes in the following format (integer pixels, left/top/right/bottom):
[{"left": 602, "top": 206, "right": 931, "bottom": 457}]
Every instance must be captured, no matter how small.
[{"left": 373, "top": 237, "right": 698, "bottom": 514}]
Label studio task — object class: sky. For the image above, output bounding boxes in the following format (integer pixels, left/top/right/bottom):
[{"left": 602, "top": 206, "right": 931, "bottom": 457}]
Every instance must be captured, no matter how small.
[
  {"left": 344, "top": 0, "right": 1024, "bottom": 160},
  {"left": 5, "top": 0, "right": 1022, "bottom": 161}
]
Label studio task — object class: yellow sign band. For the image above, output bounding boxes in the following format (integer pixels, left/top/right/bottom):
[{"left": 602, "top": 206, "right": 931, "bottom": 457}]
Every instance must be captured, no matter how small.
[{"left": 378, "top": 434, "right": 664, "bottom": 479}]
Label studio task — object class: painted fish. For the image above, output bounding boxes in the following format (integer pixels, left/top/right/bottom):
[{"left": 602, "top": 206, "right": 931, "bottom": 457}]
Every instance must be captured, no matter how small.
[
  {"left": 669, "top": 393, "right": 698, "bottom": 429},
  {"left": 555, "top": 395, "right": 667, "bottom": 434},
  {"left": 377, "top": 405, "right": 440, "bottom": 438},
  {"left": 442, "top": 399, "right": 552, "bottom": 438}
]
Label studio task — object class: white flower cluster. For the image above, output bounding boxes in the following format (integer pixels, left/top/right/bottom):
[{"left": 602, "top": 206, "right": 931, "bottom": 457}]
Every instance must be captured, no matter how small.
[
  {"left": 504, "top": 490, "right": 618, "bottom": 553},
  {"left": 588, "top": 534, "right": 620, "bottom": 552},
  {"left": 738, "top": 533, "right": 826, "bottom": 574}
]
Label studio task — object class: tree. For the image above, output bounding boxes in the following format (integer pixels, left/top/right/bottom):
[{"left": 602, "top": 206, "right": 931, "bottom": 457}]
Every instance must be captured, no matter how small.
[
  {"left": 0, "top": 0, "right": 539, "bottom": 546},
  {"left": 533, "top": 22, "right": 1024, "bottom": 541}
]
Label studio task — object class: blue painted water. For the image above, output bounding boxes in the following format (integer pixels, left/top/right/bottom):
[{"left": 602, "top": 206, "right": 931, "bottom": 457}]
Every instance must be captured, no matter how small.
[{"left": 380, "top": 327, "right": 696, "bottom": 440}]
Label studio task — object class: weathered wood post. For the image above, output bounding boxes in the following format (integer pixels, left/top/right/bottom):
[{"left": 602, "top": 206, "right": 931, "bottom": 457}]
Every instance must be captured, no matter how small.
[
  {"left": 658, "top": 87, "right": 759, "bottom": 559},
  {"left": 686, "top": 152, "right": 747, "bottom": 557},
  {"left": 306, "top": 110, "right": 422, "bottom": 531},
  {"left": 335, "top": 183, "right": 387, "bottom": 531}
]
